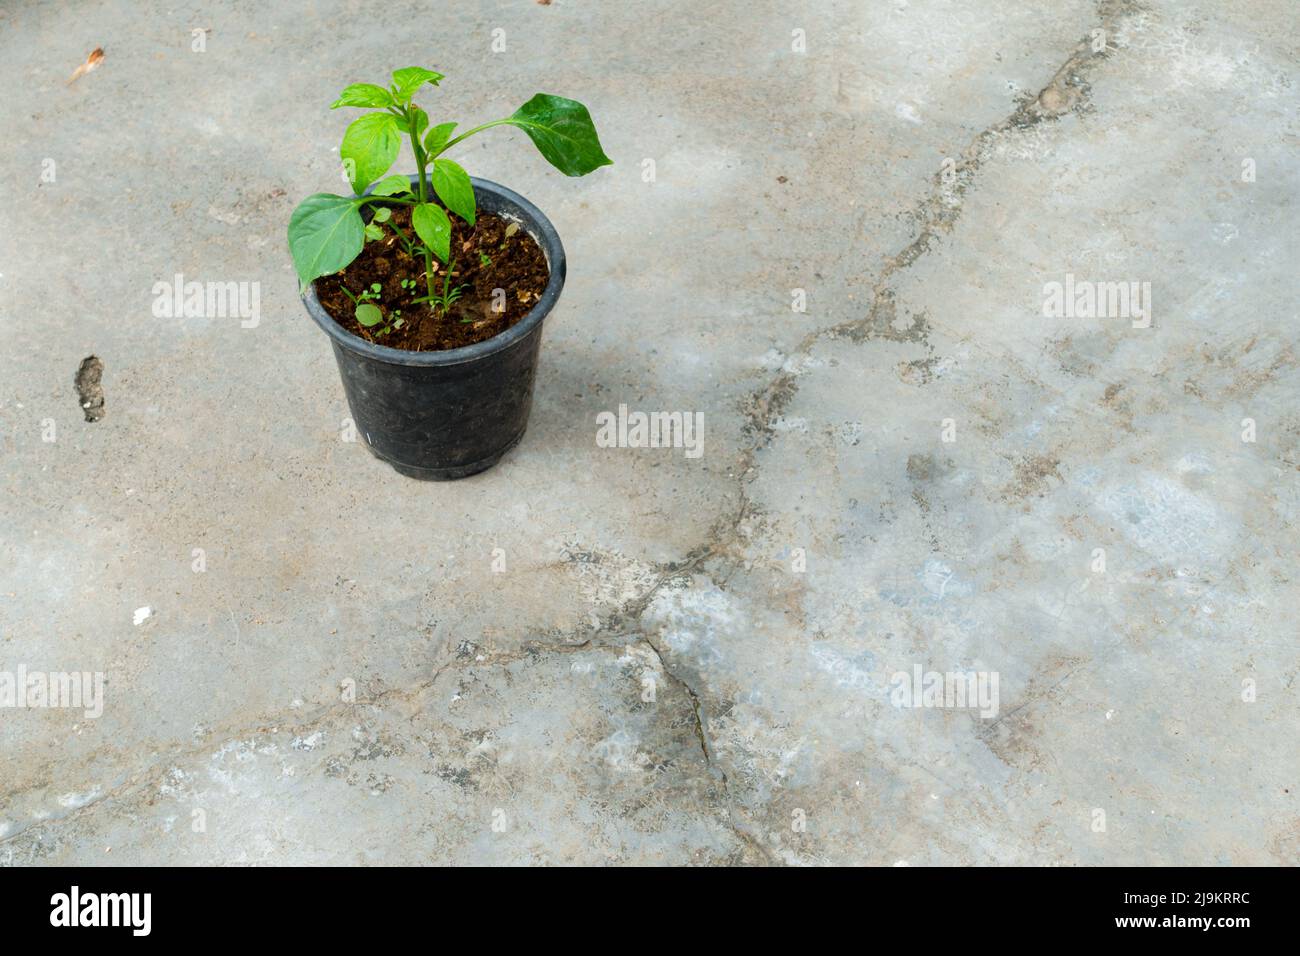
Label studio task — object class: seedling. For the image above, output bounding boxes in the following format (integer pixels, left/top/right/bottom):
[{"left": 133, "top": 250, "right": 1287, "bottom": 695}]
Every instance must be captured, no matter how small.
[
  {"left": 355, "top": 302, "right": 407, "bottom": 339},
  {"left": 412, "top": 257, "right": 468, "bottom": 318},
  {"left": 387, "top": 221, "right": 425, "bottom": 259},
  {"left": 364, "top": 206, "right": 392, "bottom": 243},
  {"left": 288, "top": 67, "right": 611, "bottom": 333},
  {"left": 340, "top": 282, "right": 383, "bottom": 306},
  {"left": 478, "top": 251, "right": 492, "bottom": 268}
]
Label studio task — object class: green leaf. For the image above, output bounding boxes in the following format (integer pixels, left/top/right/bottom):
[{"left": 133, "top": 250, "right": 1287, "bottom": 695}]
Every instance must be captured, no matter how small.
[
  {"left": 506, "top": 94, "right": 612, "bottom": 176},
  {"left": 390, "top": 67, "right": 443, "bottom": 104},
  {"left": 423, "top": 121, "right": 457, "bottom": 156},
  {"left": 341, "top": 112, "right": 400, "bottom": 194},
  {"left": 411, "top": 203, "right": 451, "bottom": 263},
  {"left": 432, "top": 158, "right": 475, "bottom": 225},
  {"left": 332, "top": 83, "right": 394, "bottom": 109},
  {"left": 355, "top": 303, "right": 383, "bottom": 327},
  {"left": 369, "top": 175, "right": 412, "bottom": 197},
  {"left": 371, "top": 206, "right": 392, "bottom": 222},
  {"left": 287, "top": 193, "right": 366, "bottom": 286},
  {"left": 364, "top": 222, "right": 384, "bottom": 241}
]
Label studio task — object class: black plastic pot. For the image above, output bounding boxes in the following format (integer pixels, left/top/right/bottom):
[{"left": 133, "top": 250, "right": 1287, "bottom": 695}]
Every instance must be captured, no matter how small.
[{"left": 302, "top": 176, "right": 566, "bottom": 480}]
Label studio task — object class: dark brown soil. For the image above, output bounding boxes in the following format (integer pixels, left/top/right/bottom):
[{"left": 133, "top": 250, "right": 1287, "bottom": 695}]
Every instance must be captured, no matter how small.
[{"left": 316, "top": 204, "right": 549, "bottom": 351}]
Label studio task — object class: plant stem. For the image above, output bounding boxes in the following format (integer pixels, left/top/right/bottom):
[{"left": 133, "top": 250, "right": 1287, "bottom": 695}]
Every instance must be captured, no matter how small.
[
  {"left": 405, "top": 106, "right": 437, "bottom": 316},
  {"left": 442, "top": 257, "right": 458, "bottom": 316},
  {"left": 433, "top": 118, "right": 513, "bottom": 157}
]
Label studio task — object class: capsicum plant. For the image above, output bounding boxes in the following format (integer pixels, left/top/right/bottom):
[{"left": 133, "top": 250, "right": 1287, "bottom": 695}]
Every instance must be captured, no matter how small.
[{"left": 288, "top": 67, "right": 611, "bottom": 313}]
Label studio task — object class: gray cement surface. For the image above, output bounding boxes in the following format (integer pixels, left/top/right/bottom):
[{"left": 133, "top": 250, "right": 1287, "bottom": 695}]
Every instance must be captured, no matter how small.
[{"left": 0, "top": 0, "right": 1296, "bottom": 865}]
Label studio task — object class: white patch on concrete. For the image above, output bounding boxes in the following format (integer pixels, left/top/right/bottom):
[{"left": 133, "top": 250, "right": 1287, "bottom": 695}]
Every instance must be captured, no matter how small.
[
  {"left": 559, "top": 541, "right": 659, "bottom": 609},
  {"left": 1116, "top": 15, "right": 1291, "bottom": 97},
  {"left": 919, "top": 559, "right": 972, "bottom": 600},
  {"left": 1176, "top": 454, "right": 1213, "bottom": 476},
  {"left": 193, "top": 116, "right": 222, "bottom": 137},
  {"left": 591, "top": 729, "right": 650, "bottom": 772},
  {"left": 782, "top": 354, "right": 825, "bottom": 376},
  {"left": 711, "top": 706, "right": 806, "bottom": 793},
  {"left": 207, "top": 739, "right": 262, "bottom": 795},
  {"left": 617, "top": 643, "right": 661, "bottom": 675},
  {"left": 291, "top": 731, "right": 324, "bottom": 752},
  {"left": 1211, "top": 222, "right": 1239, "bottom": 244},
  {"left": 133, "top": 606, "right": 152, "bottom": 625},
  {"left": 57, "top": 786, "right": 102, "bottom": 809},
  {"left": 838, "top": 422, "right": 864, "bottom": 446},
  {"left": 895, "top": 102, "right": 923, "bottom": 124},
  {"left": 159, "top": 767, "right": 189, "bottom": 798},
  {"left": 206, "top": 204, "right": 241, "bottom": 225},
  {"left": 809, "top": 642, "right": 883, "bottom": 694},
  {"left": 1099, "top": 472, "right": 1222, "bottom": 561},
  {"left": 645, "top": 582, "right": 737, "bottom": 669}
]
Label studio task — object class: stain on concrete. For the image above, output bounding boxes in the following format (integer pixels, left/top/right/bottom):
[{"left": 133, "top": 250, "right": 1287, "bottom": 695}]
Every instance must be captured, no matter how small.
[
  {"left": 1003, "top": 454, "right": 1064, "bottom": 501},
  {"left": 74, "top": 356, "right": 105, "bottom": 422}
]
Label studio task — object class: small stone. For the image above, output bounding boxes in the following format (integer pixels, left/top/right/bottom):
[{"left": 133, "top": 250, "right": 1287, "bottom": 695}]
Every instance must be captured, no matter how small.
[{"left": 1038, "top": 86, "right": 1067, "bottom": 112}]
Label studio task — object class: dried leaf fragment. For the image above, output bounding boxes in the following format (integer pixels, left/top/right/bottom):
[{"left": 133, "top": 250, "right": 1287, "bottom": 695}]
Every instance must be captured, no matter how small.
[{"left": 68, "top": 47, "right": 105, "bottom": 85}]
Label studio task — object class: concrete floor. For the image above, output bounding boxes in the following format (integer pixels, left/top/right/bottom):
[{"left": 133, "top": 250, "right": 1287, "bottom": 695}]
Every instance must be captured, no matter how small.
[{"left": 1, "top": 0, "right": 1296, "bottom": 865}]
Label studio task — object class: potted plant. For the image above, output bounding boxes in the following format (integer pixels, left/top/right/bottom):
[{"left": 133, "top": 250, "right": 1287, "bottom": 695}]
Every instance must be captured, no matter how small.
[{"left": 287, "top": 67, "right": 611, "bottom": 479}]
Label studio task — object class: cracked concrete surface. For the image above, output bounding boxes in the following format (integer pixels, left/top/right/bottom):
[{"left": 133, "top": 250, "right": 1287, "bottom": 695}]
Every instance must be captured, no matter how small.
[{"left": 1, "top": 0, "right": 1297, "bottom": 865}]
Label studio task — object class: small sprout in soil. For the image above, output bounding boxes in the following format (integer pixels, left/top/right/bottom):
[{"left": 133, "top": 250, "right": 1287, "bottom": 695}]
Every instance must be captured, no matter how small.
[
  {"left": 340, "top": 283, "right": 381, "bottom": 307},
  {"left": 478, "top": 251, "right": 492, "bottom": 268},
  {"left": 288, "top": 67, "right": 611, "bottom": 334},
  {"left": 412, "top": 257, "right": 468, "bottom": 318},
  {"left": 365, "top": 207, "right": 394, "bottom": 243},
  {"left": 356, "top": 302, "right": 407, "bottom": 340},
  {"left": 388, "top": 221, "right": 425, "bottom": 259}
]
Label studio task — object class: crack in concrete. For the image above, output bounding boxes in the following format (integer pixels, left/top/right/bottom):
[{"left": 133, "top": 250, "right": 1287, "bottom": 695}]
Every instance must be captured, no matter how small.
[
  {"left": 638, "top": 629, "right": 779, "bottom": 865},
  {"left": 723, "top": 0, "right": 1139, "bottom": 552},
  {"left": 0, "top": 622, "right": 740, "bottom": 855},
  {"left": 600, "top": 0, "right": 1142, "bottom": 864}
]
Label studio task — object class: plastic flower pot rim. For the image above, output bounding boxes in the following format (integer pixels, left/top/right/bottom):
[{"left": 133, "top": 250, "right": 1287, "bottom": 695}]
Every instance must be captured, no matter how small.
[{"left": 300, "top": 175, "right": 566, "bottom": 368}]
